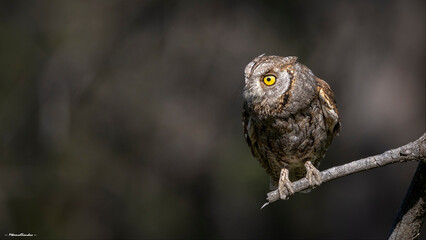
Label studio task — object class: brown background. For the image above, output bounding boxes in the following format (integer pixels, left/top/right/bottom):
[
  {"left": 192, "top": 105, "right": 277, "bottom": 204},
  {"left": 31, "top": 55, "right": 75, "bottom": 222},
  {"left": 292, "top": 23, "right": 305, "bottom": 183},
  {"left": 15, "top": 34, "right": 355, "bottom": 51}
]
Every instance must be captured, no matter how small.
[{"left": 0, "top": 0, "right": 424, "bottom": 239}]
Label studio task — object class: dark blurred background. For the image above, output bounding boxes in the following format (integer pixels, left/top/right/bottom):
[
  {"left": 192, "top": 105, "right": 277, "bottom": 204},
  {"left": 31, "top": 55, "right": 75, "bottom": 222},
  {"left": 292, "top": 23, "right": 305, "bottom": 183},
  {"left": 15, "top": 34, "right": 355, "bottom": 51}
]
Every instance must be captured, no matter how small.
[{"left": 0, "top": 0, "right": 424, "bottom": 239}]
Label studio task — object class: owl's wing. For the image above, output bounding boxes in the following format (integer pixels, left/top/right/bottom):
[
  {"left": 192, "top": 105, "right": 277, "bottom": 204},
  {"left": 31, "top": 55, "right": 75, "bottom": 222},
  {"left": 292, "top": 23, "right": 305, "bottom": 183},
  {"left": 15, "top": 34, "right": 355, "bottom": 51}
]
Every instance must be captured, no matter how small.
[
  {"left": 242, "top": 102, "right": 261, "bottom": 160},
  {"left": 243, "top": 102, "right": 276, "bottom": 189},
  {"left": 316, "top": 78, "right": 341, "bottom": 136}
]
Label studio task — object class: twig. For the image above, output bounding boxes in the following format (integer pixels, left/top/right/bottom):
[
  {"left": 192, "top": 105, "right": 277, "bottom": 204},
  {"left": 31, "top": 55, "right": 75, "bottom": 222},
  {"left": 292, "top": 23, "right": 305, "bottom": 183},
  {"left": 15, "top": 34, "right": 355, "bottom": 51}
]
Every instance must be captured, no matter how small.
[{"left": 263, "top": 133, "right": 426, "bottom": 207}]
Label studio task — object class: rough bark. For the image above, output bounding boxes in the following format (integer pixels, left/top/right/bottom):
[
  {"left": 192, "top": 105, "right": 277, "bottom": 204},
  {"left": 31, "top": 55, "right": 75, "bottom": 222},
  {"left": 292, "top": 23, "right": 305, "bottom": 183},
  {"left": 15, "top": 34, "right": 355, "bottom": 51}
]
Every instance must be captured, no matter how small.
[{"left": 388, "top": 161, "right": 426, "bottom": 240}]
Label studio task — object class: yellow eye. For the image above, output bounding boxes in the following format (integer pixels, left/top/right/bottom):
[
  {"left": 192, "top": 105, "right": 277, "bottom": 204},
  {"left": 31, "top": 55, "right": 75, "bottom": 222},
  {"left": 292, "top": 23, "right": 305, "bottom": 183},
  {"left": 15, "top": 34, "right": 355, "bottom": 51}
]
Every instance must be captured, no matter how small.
[{"left": 263, "top": 75, "right": 276, "bottom": 86}]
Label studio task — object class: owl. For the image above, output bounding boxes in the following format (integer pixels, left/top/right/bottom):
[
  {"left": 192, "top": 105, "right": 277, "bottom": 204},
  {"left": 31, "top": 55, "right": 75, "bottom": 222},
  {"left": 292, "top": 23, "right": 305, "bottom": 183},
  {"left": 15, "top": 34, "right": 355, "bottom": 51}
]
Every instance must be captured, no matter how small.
[{"left": 242, "top": 54, "right": 340, "bottom": 199}]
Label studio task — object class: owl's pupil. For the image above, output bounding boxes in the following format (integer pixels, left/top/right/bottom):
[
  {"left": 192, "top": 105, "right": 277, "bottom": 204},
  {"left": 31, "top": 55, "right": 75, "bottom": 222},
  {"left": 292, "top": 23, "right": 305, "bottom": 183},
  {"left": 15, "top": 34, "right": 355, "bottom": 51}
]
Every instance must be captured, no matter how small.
[{"left": 267, "top": 78, "right": 270, "bottom": 81}]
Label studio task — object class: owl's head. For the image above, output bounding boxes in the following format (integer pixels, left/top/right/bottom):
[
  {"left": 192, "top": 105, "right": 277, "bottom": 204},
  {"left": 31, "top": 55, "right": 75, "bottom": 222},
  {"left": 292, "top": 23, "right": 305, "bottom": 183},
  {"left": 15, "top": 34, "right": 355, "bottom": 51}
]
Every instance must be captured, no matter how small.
[
  {"left": 243, "top": 55, "right": 298, "bottom": 106},
  {"left": 243, "top": 54, "right": 318, "bottom": 117}
]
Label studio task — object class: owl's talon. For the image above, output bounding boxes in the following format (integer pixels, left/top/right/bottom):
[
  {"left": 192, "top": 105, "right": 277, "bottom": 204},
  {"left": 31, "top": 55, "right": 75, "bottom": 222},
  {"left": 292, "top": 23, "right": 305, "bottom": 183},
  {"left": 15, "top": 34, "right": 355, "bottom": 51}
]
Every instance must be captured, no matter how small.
[
  {"left": 278, "top": 168, "right": 294, "bottom": 199},
  {"left": 304, "top": 161, "right": 322, "bottom": 187}
]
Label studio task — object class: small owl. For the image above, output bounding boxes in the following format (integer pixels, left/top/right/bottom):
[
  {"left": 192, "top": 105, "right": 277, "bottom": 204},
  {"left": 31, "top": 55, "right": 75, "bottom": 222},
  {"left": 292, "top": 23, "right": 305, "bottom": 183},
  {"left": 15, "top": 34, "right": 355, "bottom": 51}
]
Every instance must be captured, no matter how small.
[{"left": 242, "top": 55, "right": 340, "bottom": 199}]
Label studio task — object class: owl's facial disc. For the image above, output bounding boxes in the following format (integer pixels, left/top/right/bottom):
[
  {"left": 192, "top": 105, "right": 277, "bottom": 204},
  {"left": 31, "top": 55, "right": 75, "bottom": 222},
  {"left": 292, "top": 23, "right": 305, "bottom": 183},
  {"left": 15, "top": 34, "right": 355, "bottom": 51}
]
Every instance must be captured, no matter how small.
[
  {"left": 262, "top": 69, "right": 291, "bottom": 100},
  {"left": 244, "top": 55, "right": 295, "bottom": 106}
]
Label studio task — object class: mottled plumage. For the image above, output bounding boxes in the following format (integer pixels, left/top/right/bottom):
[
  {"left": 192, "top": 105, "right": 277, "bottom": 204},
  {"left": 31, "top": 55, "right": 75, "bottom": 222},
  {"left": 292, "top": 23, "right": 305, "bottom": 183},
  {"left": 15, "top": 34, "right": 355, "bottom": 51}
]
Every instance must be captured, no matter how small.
[{"left": 242, "top": 55, "right": 340, "bottom": 198}]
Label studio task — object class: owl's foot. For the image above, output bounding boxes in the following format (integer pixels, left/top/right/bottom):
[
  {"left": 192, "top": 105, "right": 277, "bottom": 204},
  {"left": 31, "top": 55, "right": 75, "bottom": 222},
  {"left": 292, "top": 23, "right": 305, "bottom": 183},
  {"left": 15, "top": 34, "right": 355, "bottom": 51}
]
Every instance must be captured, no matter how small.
[
  {"left": 278, "top": 168, "right": 294, "bottom": 199},
  {"left": 304, "top": 161, "right": 322, "bottom": 187}
]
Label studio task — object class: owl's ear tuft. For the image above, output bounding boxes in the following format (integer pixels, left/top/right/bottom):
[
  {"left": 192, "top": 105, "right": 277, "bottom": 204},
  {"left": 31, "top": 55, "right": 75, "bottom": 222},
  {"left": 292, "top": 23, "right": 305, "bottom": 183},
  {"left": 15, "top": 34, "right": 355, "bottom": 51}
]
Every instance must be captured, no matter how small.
[
  {"left": 283, "top": 56, "right": 298, "bottom": 65},
  {"left": 245, "top": 54, "right": 266, "bottom": 79}
]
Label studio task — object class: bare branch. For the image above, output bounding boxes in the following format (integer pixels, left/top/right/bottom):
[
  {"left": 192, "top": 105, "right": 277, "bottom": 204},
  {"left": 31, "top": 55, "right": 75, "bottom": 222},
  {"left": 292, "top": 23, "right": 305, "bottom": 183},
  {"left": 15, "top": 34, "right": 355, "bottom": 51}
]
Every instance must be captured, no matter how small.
[{"left": 263, "top": 133, "right": 426, "bottom": 206}]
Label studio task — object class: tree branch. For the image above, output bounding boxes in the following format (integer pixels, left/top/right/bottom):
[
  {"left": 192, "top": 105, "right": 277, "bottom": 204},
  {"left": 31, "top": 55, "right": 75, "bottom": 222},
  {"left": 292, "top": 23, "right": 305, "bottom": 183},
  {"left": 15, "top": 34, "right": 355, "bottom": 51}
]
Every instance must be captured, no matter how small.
[
  {"left": 262, "top": 133, "right": 426, "bottom": 208},
  {"left": 389, "top": 161, "right": 426, "bottom": 240}
]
